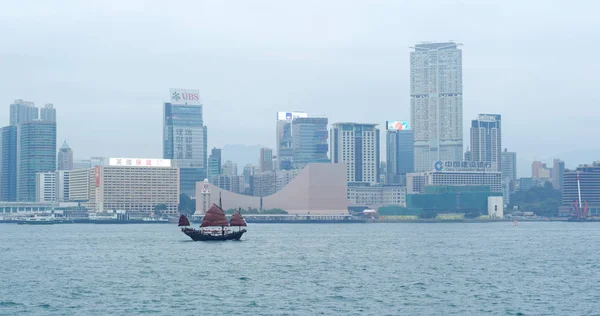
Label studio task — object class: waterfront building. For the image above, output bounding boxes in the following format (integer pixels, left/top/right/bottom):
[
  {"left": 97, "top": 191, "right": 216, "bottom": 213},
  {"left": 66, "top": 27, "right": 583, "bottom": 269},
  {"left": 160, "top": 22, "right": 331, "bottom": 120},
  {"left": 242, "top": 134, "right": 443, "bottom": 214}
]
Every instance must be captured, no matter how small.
[
  {"left": 55, "top": 170, "right": 70, "bottom": 202},
  {"left": 552, "top": 158, "right": 565, "bottom": 190},
  {"left": 163, "top": 88, "right": 206, "bottom": 197},
  {"left": 17, "top": 120, "right": 57, "bottom": 202},
  {"left": 385, "top": 121, "right": 414, "bottom": 185},
  {"left": 57, "top": 141, "right": 73, "bottom": 170},
  {"left": 196, "top": 163, "right": 348, "bottom": 215},
  {"left": 276, "top": 111, "right": 307, "bottom": 170},
  {"left": 330, "top": 122, "right": 380, "bottom": 184},
  {"left": 10, "top": 99, "right": 38, "bottom": 126},
  {"left": 260, "top": 148, "right": 274, "bottom": 172},
  {"left": 411, "top": 42, "right": 463, "bottom": 171},
  {"left": 68, "top": 168, "right": 93, "bottom": 203},
  {"left": 93, "top": 158, "right": 180, "bottom": 214},
  {"left": 563, "top": 163, "right": 600, "bottom": 215},
  {"left": 470, "top": 114, "right": 502, "bottom": 171},
  {"left": 407, "top": 185, "right": 503, "bottom": 218},
  {"left": 40, "top": 104, "right": 56, "bottom": 122},
  {"left": 35, "top": 172, "right": 56, "bottom": 202},
  {"left": 292, "top": 117, "right": 329, "bottom": 169},
  {"left": 407, "top": 169, "right": 502, "bottom": 195},
  {"left": 207, "top": 147, "right": 222, "bottom": 183},
  {"left": 1, "top": 126, "right": 18, "bottom": 201},
  {"left": 347, "top": 183, "right": 407, "bottom": 209}
]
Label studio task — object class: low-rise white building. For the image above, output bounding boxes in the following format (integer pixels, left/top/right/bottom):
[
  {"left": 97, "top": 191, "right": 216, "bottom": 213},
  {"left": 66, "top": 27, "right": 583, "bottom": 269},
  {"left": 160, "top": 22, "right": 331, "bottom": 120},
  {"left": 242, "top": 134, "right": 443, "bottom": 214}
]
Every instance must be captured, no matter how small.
[
  {"left": 35, "top": 172, "right": 56, "bottom": 202},
  {"left": 347, "top": 184, "right": 406, "bottom": 208}
]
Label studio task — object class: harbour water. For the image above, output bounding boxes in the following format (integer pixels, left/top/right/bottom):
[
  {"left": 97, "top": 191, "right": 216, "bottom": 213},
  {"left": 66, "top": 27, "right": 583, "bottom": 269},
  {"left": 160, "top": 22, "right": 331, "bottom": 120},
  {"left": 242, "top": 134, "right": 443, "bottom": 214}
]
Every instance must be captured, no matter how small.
[{"left": 1, "top": 222, "right": 599, "bottom": 315}]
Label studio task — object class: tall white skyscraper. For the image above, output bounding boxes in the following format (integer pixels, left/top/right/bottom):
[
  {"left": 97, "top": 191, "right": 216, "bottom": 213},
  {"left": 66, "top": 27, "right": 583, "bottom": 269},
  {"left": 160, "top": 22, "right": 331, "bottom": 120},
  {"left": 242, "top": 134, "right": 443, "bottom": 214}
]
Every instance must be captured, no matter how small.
[
  {"left": 410, "top": 42, "right": 463, "bottom": 172},
  {"left": 330, "top": 123, "right": 380, "bottom": 184}
]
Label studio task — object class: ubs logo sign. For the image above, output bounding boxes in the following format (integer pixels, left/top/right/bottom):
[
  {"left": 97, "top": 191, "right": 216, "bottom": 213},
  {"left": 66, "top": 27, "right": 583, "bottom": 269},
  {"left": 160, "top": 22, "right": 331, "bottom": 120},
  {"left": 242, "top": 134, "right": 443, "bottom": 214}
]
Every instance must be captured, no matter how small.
[
  {"left": 171, "top": 91, "right": 181, "bottom": 101},
  {"left": 169, "top": 89, "right": 200, "bottom": 104}
]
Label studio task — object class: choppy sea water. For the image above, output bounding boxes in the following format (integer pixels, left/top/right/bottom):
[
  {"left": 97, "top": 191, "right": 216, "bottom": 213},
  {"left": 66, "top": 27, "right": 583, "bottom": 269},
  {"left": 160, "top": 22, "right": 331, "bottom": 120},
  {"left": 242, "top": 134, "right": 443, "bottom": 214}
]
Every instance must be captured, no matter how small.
[{"left": 1, "top": 222, "right": 600, "bottom": 315}]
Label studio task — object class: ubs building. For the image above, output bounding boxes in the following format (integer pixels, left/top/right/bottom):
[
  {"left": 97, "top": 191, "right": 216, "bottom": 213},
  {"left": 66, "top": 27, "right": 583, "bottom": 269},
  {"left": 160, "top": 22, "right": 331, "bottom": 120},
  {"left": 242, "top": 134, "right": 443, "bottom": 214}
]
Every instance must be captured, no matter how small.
[{"left": 163, "top": 89, "right": 207, "bottom": 197}]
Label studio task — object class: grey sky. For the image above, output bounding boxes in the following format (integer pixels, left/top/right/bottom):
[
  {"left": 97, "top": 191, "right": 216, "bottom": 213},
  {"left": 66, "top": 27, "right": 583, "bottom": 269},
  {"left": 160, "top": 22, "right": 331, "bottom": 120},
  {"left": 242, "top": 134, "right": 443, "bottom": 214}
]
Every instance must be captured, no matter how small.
[{"left": 1, "top": 0, "right": 598, "bottom": 175}]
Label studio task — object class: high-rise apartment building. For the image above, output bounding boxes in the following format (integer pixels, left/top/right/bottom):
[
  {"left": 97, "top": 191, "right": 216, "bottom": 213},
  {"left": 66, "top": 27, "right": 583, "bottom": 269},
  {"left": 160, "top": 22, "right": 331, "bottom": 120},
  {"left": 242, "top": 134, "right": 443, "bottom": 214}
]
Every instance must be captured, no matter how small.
[
  {"left": 260, "top": 148, "right": 274, "bottom": 172},
  {"left": 10, "top": 99, "right": 38, "bottom": 126},
  {"left": 0, "top": 126, "right": 18, "bottom": 201},
  {"left": 552, "top": 158, "right": 565, "bottom": 190},
  {"left": 163, "top": 89, "right": 206, "bottom": 197},
  {"left": 40, "top": 104, "right": 56, "bottom": 122},
  {"left": 276, "top": 111, "right": 307, "bottom": 170},
  {"left": 532, "top": 161, "right": 551, "bottom": 179},
  {"left": 292, "top": 117, "right": 329, "bottom": 169},
  {"left": 470, "top": 114, "right": 502, "bottom": 171},
  {"left": 17, "top": 121, "right": 57, "bottom": 201},
  {"left": 501, "top": 149, "right": 517, "bottom": 192},
  {"left": 330, "top": 123, "right": 380, "bottom": 184},
  {"left": 410, "top": 42, "right": 463, "bottom": 171},
  {"left": 35, "top": 172, "right": 56, "bottom": 202},
  {"left": 57, "top": 141, "right": 73, "bottom": 170},
  {"left": 385, "top": 121, "right": 414, "bottom": 185},
  {"left": 222, "top": 160, "right": 238, "bottom": 176}
]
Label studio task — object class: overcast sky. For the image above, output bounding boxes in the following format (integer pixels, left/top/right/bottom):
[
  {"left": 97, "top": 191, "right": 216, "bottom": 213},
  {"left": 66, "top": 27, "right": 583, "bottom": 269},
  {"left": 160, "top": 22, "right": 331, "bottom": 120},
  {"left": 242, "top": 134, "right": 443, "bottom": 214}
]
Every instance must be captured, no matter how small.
[{"left": 1, "top": 0, "right": 598, "bottom": 174}]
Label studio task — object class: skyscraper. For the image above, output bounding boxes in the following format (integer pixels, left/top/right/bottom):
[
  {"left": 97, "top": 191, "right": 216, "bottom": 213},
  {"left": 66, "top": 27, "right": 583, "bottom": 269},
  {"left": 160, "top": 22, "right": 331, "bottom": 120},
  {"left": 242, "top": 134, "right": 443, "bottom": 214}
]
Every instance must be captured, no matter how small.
[
  {"left": 0, "top": 126, "right": 18, "bottom": 201},
  {"left": 501, "top": 148, "right": 517, "bottom": 190},
  {"left": 57, "top": 141, "right": 73, "bottom": 170},
  {"left": 470, "top": 114, "right": 502, "bottom": 171},
  {"left": 17, "top": 120, "right": 57, "bottom": 201},
  {"left": 40, "top": 104, "right": 56, "bottom": 122},
  {"left": 330, "top": 123, "right": 380, "bottom": 184},
  {"left": 276, "top": 111, "right": 307, "bottom": 170},
  {"left": 260, "top": 148, "right": 274, "bottom": 172},
  {"left": 292, "top": 117, "right": 329, "bottom": 169},
  {"left": 385, "top": 121, "right": 414, "bottom": 185},
  {"left": 10, "top": 99, "right": 38, "bottom": 126},
  {"left": 207, "top": 147, "right": 222, "bottom": 182},
  {"left": 410, "top": 42, "right": 463, "bottom": 171},
  {"left": 552, "top": 158, "right": 565, "bottom": 190},
  {"left": 163, "top": 89, "right": 206, "bottom": 197}
]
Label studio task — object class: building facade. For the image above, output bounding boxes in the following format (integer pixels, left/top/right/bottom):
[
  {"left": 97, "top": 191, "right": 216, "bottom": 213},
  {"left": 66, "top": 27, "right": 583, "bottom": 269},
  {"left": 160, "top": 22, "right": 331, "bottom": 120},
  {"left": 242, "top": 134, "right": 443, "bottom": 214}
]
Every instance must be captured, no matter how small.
[
  {"left": 163, "top": 89, "right": 206, "bottom": 197},
  {"left": 410, "top": 42, "right": 463, "bottom": 171},
  {"left": 347, "top": 183, "right": 407, "bottom": 208},
  {"left": 17, "top": 121, "right": 57, "bottom": 202},
  {"left": 55, "top": 170, "right": 70, "bottom": 202},
  {"left": 501, "top": 149, "right": 517, "bottom": 184},
  {"left": 10, "top": 99, "right": 38, "bottom": 126},
  {"left": 385, "top": 123, "right": 414, "bottom": 185},
  {"left": 68, "top": 168, "right": 92, "bottom": 203},
  {"left": 213, "top": 174, "right": 244, "bottom": 194},
  {"left": 1, "top": 126, "right": 18, "bottom": 201},
  {"left": 562, "top": 162, "right": 600, "bottom": 216},
  {"left": 470, "top": 114, "right": 502, "bottom": 171},
  {"left": 260, "top": 148, "right": 274, "bottom": 172},
  {"left": 40, "top": 104, "right": 56, "bottom": 122},
  {"left": 35, "top": 172, "right": 56, "bottom": 202},
  {"left": 552, "top": 158, "right": 565, "bottom": 190},
  {"left": 407, "top": 170, "right": 503, "bottom": 195},
  {"left": 292, "top": 117, "right": 329, "bottom": 168},
  {"left": 330, "top": 123, "right": 380, "bottom": 184},
  {"left": 276, "top": 111, "right": 307, "bottom": 170},
  {"left": 207, "top": 147, "right": 222, "bottom": 182},
  {"left": 57, "top": 141, "right": 73, "bottom": 170}
]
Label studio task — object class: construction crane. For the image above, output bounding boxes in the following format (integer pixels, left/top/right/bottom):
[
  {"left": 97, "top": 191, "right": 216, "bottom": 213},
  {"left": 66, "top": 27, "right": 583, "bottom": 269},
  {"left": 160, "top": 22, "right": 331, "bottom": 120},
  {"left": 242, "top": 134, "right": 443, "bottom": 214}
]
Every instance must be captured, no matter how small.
[{"left": 571, "top": 171, "right": 589, "bottom": 221}]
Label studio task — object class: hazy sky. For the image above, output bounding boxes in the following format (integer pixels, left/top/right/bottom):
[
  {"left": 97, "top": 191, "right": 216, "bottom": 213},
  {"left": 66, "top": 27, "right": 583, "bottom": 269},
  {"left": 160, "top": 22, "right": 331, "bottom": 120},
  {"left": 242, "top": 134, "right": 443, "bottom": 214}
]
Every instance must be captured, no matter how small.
[{"left": 1, "top": 0, "right": 598, "bottom": 174}]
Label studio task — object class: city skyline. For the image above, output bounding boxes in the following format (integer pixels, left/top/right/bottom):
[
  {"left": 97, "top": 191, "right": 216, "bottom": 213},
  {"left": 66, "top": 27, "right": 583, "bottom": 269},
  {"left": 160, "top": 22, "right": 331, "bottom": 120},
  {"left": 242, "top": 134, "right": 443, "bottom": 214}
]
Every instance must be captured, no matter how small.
[{"left": 2, "top": 1, "right": 598, "bottom": 176}]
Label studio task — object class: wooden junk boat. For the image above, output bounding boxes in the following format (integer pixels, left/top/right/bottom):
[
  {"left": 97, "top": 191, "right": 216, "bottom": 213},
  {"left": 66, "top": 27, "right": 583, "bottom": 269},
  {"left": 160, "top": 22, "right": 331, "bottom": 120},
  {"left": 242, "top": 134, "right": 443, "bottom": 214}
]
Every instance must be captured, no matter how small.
[{"left": 178, "top": 204, "right": 247, "bottom": 241}]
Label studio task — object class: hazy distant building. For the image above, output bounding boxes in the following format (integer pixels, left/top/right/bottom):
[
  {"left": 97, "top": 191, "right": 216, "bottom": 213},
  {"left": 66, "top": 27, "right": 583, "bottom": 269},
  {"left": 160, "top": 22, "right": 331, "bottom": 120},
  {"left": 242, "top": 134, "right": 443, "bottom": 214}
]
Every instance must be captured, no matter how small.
[
  {"left": 0, "top": 126, "right": 18, "bottom": 201},
  {"left": 532, "top": 161, "right": 551, "bottom": 181},
  {"left": 501, "top": 149, "right": 517, "bottom": 192},
  {"left": 40, "top": 104, "right": 56, "bottom": 122},
  {"left": 292, "top": 117, "right": 329, "bottom": 169},
  {"left": 464, "top": 149, "right": 471, "bottom": 161},
  {"left": 385, "top": 121, "right": 414, "bottom": 185},
  {"left": 163, "top": 88, "right": 206, "bottom": 196},
  {"left": 260, "top": 148, "right": 274, "bottom": 172},
  {"left": 222, "top": 160, "right": 237, "bottom": 176},
  {"left": 552, "top": 159, "right": 565, "bottom": 190},
  {"left": 330, "top": 123, "right": 380, "bottom": 184},
  {"left": 17, "top": 121, "right": 57, "bottom": 202},
  {"left": 207, "top": 147, "right": 222, "bottom": 182},
  {"left": 470, "top": 114, "right": 501, "bottom": 171},
  {"left": 214, "top": 174, "right": 244, "bottom": 194},
  {"left": 276, "top": 111, "right": 307, "bottom": 170},
  {"left": 57, "top": 141, "right": 73, "bottom": 170},
  {"left": 10, "top": 99, "right": 38, "bottom": 126},
  {"left": 411, "top": 42, "right": 463, "bottom": 172}
]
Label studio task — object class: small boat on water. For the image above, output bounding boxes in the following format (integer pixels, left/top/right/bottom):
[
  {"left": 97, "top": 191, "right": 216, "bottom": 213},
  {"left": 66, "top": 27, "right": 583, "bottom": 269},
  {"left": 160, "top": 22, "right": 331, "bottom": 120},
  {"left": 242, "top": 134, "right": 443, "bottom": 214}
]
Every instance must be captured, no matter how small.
[{"left": 179, "top": 204, "right": 247, "bottom": 241}]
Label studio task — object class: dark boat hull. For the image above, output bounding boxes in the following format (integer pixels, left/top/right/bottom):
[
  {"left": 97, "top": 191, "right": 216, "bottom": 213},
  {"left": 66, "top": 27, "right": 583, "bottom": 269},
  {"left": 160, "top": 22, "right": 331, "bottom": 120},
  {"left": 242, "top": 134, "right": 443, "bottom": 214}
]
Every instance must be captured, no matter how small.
[{"left": 182, "top": 228, "right": 246, "bottom": 241}]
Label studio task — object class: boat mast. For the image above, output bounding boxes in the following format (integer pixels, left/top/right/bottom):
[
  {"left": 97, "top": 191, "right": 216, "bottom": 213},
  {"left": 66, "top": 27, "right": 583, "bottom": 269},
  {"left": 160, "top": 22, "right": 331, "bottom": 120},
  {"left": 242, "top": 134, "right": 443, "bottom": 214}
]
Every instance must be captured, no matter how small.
[{"left": 577, "top": 171, "right": 582, "bottom": 209}]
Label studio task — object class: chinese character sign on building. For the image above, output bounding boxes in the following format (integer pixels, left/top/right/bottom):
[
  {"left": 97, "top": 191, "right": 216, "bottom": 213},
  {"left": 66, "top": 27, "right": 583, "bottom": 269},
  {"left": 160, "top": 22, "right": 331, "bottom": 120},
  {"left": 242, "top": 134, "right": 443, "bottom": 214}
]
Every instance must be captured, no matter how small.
[
  {"left": 433, "top": 160, "right": 492, "bottom": 172},
  {"left": 109, "top": 158, "right": 172, "bottom": 167}
]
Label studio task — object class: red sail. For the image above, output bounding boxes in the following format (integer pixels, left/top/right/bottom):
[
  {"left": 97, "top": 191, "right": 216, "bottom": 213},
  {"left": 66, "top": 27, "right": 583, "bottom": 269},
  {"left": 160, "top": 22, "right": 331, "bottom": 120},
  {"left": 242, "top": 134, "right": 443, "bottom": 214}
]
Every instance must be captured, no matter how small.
[
  {"left": 229, "top": 211, "right": 247, "bottom": 227},
  {"left": 200, "top": 204, "right": 229, "bottom": 227},
  {"left": 178, "top": 214, "right": 190, "bottom": 227}
]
